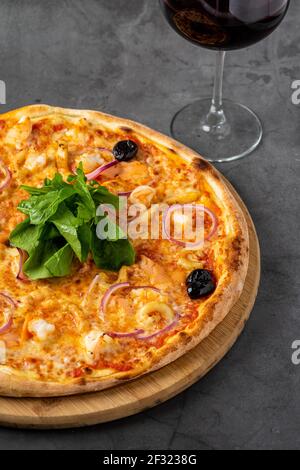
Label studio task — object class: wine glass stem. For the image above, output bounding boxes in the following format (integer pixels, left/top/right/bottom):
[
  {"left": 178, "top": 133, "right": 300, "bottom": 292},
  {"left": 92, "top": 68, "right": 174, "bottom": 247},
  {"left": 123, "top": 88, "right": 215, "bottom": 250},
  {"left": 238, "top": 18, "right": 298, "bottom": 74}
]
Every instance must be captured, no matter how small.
[
  {"left": 212, "top": 50, "right": 225, "bottom": 112},
  {"left": 201, "top": 50, "right": 231, "bottom": 138}
]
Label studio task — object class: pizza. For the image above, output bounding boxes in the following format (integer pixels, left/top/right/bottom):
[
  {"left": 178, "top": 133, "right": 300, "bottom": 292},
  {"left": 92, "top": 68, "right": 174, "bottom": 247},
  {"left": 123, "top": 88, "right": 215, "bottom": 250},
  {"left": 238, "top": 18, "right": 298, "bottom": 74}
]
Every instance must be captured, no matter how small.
[{"left": 0, "top": 105, "right": 249, "bottom": 397}]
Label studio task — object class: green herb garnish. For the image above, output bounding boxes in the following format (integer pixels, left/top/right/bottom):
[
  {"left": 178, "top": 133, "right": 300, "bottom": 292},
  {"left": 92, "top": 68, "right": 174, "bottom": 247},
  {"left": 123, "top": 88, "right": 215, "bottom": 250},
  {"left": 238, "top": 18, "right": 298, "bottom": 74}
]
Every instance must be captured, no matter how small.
[{"left": 9, "top": 166, "right": 135, "bottom": 280}]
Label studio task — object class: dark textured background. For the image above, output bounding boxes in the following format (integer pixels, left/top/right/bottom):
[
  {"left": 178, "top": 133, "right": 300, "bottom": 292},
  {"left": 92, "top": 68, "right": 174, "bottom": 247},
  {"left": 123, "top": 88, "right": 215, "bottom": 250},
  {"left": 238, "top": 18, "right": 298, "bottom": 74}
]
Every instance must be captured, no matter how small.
[{"left": 0, "top": 0, "right": 299, "bottom": 450}]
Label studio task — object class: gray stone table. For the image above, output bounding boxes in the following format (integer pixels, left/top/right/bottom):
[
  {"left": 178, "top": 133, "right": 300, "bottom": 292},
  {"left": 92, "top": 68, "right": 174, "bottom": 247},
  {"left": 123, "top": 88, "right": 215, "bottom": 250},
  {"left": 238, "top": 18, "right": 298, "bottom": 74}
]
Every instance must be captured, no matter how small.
[{"left": 0, "top": 0, "right": 299, "bottom": 450}]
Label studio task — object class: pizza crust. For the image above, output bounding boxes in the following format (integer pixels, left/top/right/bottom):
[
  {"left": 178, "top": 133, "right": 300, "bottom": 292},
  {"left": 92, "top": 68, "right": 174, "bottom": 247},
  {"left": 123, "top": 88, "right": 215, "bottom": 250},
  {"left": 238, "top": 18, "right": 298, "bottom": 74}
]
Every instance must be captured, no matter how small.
[{"left": 0, "top": 105, "right": 249, "bottom": 397}]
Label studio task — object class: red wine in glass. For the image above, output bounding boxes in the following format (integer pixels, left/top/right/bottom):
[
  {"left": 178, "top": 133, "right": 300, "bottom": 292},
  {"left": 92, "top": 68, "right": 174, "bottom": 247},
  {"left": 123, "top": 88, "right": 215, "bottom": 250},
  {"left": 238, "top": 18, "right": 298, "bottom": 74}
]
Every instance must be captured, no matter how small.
[{"left": 159, "top": 0, "right": 290, "bottom": 161}]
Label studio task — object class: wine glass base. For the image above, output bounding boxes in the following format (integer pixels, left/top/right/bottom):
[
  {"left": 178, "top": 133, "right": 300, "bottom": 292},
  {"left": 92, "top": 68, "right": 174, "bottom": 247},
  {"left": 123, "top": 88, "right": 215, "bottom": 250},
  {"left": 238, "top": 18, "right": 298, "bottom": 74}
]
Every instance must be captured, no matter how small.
[{"left": 171, "top": 99, "right": 263, "bottom": 163}]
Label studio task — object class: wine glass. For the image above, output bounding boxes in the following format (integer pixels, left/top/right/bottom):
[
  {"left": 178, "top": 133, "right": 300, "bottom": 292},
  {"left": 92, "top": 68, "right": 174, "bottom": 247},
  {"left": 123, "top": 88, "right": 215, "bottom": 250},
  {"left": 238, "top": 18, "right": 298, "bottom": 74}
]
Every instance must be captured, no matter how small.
[{"left": 159, "top": 0, "right": 290, "bottom": 162}]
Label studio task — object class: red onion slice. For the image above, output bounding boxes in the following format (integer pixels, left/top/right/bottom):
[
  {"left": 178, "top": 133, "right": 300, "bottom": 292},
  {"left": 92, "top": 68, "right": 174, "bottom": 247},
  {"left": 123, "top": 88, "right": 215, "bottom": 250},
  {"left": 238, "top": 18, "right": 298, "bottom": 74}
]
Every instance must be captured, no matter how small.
[
  {"left": 86, "top": 159, "right": 119, "bottom": 181},
  {"left": 70, "top": 148, "right": 118, "bottom": 179},
  {"left": 106, "top": 329, "right": 144, "bottom": 339},
  {"left": 17, "top": 248, "right": 29, "bottom": 282},
  {"left": 101, "top": 284, "right": 179, "bottom": 340},
  {"left": 0, "top": 314, "right": 13, "bottom": 335},
  {"left": 100, "top": 282, "right": 130, "bottom": 318},
  {"left": 136, "top": 313, "right": 180, "bottom": 341},
  {"left": 0, "top": 292, "right": 18, "bottom": 309},
  {"left": 163, "top": 204, "right": 218, "bottom": 249},
  {"left": 100, "top": 283, "right": 161, "bottom": 318},
  {"left": 130, "top": 286, "right": 160, "bottom": 294},
  {"left": 0, "top": 292, "right": 17, "bottom": 335},
  {"left": 82, "top": 274, "right": 100, "bottom": 306},
  {"left": 117, "top": 191, "right": 132, "bottom": 197},
  {"left": 106, "top": 312, "right": 179, "bottom": 341},
  {"left": 0, "top": 164, "right": 12, "bottom": 192}
]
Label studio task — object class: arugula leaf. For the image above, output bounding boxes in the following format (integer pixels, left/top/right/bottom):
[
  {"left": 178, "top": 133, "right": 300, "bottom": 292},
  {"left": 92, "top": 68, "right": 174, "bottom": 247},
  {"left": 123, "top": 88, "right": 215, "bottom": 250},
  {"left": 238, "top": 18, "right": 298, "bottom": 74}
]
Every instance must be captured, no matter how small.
[
  {"left": 44, "top": 244, "right": 74, "bottom": 277},
  {"left": 91, "top": 232, "right": 135, "bottom": 271},
  {"left": 18, "top": 187, "right": 75, "bottom": 225},
  {"left": 9, "top": 219, "right": 44, "bottom": 254},
  {"left": 24, "top": 241, "right": 74, "bottom": 280},
  {"left": 10, "top": 219, "right": 61, "bottom": 255},
  {"left": 23, "top": 240, "right": 62, "bottom": 280},
  {"left": 21, "top": 173, "right": 69, "bottom": 196},
  {"left": 77, "top": 224, "right": 92, "bottom": 263},
  {"left": 44, "top": 173, "right": 66, "bottom": 190},
  {"left": 50, "top": 203, "right": 83, "bottom": 261},
  {"left": 20, "top": 186, "right": 50, "bottom": 196},
  {"left": 10, "top": 166, "right": 136, "bottom": 280},
  {"left": 89, "top": 183, "right": 120, "bottom": 210},
  {"left": 71, "top": 166, "right": 96, "bottom": 222},
  {"left": 42, "top": 224, "right": 61, "bottom": 241},
  {"left": 95, "top": 211, "right": 126, "bottom": 242}
]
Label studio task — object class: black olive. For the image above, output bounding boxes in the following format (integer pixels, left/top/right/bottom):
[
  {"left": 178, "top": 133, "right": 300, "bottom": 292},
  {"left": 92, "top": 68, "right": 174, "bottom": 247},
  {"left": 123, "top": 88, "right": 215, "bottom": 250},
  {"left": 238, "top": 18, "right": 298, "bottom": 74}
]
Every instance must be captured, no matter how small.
[
  {"left": 113, "top": 140, "right": 138, "bottom": 162},
  {"left": 186, "top": 269, "right": 216, "bottom": 299}
]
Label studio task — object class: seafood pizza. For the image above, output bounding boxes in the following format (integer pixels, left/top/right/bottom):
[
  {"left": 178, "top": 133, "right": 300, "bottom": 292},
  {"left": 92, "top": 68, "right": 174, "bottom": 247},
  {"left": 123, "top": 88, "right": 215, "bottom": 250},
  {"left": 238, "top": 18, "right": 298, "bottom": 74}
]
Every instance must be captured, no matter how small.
[{"left": 0, "top": 105, "right": 248, "bottom": 397}]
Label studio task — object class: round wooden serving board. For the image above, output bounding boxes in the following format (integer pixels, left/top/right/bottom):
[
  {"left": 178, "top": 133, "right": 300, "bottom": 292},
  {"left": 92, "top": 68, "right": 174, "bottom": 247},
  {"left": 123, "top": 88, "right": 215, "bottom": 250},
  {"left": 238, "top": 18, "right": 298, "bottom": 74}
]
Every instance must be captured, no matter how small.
[{"left": 0, "top": 179, "right": 260, "bottom": 429}]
